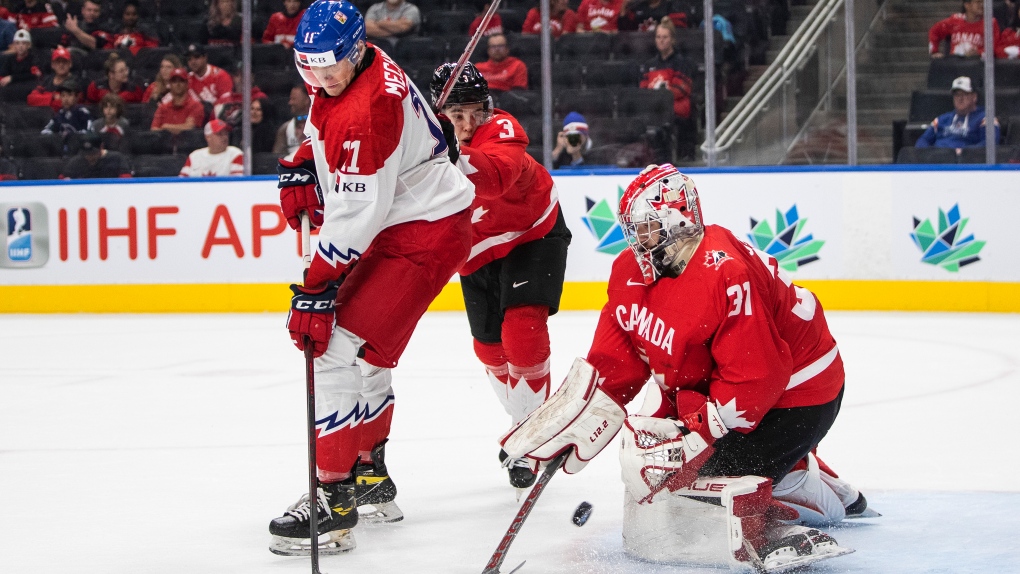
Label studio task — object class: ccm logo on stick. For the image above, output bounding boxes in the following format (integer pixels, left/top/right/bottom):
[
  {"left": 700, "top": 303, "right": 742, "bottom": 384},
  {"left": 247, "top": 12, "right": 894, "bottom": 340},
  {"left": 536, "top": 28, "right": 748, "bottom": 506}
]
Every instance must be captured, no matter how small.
[{"left": 295, "top": 300, "right": 335, "bottom": 311}]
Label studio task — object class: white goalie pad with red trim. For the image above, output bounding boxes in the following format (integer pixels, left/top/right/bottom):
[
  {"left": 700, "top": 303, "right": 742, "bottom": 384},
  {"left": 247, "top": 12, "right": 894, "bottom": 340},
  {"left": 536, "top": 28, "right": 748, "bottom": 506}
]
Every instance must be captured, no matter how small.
[{"left": 500, "top": 357, "right": 627, "bottom": 474}]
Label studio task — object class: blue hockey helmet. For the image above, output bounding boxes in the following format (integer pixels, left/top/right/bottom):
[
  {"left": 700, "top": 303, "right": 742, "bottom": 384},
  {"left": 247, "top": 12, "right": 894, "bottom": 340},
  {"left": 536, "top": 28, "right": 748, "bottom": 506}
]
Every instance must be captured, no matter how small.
[{"left": 293, "top": 0, "right": 366, "bottom": 89}]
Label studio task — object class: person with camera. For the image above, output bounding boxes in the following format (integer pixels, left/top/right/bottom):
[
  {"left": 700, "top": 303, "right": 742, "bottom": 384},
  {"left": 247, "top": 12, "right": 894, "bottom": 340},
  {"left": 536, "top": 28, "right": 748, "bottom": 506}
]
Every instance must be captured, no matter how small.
[{"left": 551, "top": 111, "right": 592, "bottom": 168}]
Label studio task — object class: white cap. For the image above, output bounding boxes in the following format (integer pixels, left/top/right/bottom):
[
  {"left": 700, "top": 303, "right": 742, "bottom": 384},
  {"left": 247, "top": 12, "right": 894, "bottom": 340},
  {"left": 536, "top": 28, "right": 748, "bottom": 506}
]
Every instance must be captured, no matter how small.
[
  {"left": 951, "top": 76, "right": 974, "bottom": 93},
  {"left": 13, "top": 29, "right": 31, "bottom": 44}
]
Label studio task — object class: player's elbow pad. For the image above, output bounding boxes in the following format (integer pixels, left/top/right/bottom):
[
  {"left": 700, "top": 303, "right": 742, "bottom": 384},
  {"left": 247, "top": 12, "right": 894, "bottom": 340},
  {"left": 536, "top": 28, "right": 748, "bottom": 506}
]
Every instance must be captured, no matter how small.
[{"left": 501, "top": 357, "right": 627, "bottom": 474}]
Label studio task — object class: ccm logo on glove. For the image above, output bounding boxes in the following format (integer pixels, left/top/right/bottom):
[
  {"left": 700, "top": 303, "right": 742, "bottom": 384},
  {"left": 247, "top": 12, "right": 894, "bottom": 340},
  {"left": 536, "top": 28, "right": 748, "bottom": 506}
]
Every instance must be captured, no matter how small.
[{"left": 294, "top": 299, "right": 335, "bottom": 311}]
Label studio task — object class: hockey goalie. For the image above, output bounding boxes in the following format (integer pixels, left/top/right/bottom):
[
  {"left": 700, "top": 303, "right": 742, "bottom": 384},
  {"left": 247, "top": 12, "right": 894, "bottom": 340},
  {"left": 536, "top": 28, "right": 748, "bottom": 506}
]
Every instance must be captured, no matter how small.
[{"left": 502, "top": 165, "right": 877, "bottom": 571}]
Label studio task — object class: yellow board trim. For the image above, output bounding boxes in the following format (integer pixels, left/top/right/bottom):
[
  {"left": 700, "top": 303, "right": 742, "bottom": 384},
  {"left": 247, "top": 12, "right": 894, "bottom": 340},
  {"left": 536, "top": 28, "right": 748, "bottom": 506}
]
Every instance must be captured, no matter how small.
[{"left": 1, "top": 281, "right": 1019, "bottom": 313}]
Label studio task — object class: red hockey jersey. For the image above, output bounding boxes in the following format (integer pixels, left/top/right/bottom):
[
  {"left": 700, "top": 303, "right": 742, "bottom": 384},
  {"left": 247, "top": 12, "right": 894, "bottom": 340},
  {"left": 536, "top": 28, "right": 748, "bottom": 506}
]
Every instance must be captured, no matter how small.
[
  {"left": 457, "top": 109, "right": 558, "bottom": 275},
  {"left": 262, "top": 10, "right": 304, "bottom": 48},
  {"left": 303, "top": 45, "right": 474, "bottom": 290},
  {"left": 588, "top": 225, "right": 844, "bottom": 433},
  {"left": 929, "top": 14, "right": 999, "bottom": 56}
]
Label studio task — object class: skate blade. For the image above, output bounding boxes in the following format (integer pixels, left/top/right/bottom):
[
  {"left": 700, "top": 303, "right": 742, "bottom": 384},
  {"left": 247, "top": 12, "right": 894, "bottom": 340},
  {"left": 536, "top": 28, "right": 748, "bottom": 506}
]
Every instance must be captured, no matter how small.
[
  {"left": 358, "top": 501, "right": 404, "bottom": 525},
  {"left": 845, "top": 507, "right": 882, "bottom": 519},
  {"left": 515, "top": 487, "right": 527, "bottom": 502},
  {"left": 268, "top": 529, "right": 356, "bottom": 556},
  {"left": 763, "top": 546, "right": 854, "bottom": 573}
]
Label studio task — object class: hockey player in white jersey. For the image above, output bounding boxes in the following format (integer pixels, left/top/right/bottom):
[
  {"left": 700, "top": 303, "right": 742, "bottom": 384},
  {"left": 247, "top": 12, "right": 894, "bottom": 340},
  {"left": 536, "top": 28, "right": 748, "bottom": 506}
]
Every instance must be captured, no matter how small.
[{"left": 268, "top": 0, "right": 473, "bottom": 556}]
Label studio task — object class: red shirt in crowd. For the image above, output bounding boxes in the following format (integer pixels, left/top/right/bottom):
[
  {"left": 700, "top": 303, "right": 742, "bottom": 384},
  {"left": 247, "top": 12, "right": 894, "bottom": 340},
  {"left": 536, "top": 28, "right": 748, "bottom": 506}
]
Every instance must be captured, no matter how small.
[
  {"left": 928, "top": 14, "right": 999, "bottom": 56},
  {"left": 189, "top": 64, "right": 234, "bottom": 105},
  {"left": 151, "top": 95, "right": 206, "bottom": 129},
  {"left": 576, "top": 0, "right": 624, "bottom": 32},
  {"left": 86, "top": 80, "right": 144, "bottom": 104},
  {"left": 468, "top": 13, "right": 503, "bottom": 37},
  {"left": 475, "top": 57, "right": 528, "bottom": 92},
  {"left": 262, "top": 9, "right": 305, "bottom": 48},
  {"left": 522, "top": 7, "right": 579, "bottom": 38}
]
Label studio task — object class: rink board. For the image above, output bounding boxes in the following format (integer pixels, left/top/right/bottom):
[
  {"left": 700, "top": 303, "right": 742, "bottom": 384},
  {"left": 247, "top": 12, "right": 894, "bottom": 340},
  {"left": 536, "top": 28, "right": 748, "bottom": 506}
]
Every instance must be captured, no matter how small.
[{"left": 1, "top": 167, "right": 1019, "bottom": 313}]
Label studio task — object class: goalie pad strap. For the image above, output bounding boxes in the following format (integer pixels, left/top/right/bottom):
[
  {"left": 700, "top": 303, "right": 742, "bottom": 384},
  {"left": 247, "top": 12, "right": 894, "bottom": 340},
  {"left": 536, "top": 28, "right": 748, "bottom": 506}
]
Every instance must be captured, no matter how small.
[{"left": 501, "top": 357, "right": 627, "bottom": 474}]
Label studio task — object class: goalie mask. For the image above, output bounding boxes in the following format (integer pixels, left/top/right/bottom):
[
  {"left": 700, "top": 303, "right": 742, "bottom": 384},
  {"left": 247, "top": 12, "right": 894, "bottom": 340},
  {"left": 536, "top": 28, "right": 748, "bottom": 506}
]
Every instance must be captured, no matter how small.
[
  {"left": 619, "top": 164, "right": 705, "bottom": 284},
  {"left": 429, "top": 61, "right": 493, "bottom": 123}
]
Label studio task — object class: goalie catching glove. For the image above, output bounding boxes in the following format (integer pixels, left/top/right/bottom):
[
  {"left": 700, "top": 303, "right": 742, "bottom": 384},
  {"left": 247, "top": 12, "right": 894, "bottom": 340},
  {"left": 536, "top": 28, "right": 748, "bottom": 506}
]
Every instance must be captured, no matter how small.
[
  {"left": 620, "top": 391, "right": 728, "bottom": 502},
  {"left": 278, "top": 140, "right": 324, "bottom": 230},
  {"left": 501, "top": 357, "right": 627, "bottom": 474}
]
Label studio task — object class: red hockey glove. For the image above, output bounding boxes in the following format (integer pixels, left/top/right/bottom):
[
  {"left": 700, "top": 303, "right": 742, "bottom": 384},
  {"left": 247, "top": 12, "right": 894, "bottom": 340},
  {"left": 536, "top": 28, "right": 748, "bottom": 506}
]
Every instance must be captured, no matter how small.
[
  {"left": 437, "top": 113, "right": 460, "bottom": 164},
  {"left": 277, "top": 154, "right": 323, "bottom": 231},
  {"left": 286, "top": 282, "right": 339, "bottom": 358}
]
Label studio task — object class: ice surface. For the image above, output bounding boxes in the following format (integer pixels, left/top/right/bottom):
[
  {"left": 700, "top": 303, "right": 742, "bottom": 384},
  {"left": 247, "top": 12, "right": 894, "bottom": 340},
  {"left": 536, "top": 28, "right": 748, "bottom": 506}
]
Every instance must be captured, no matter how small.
[{"left": 1, "top": 311, "right": 1018, "bottom": 573}]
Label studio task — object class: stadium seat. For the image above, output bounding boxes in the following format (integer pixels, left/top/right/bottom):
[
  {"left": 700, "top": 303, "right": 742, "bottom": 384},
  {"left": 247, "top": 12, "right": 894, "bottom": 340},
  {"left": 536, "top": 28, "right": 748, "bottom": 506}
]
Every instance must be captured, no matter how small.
[
  {"left": 0, "top": 80, "right": 40, "bottom": 102},
  {"left": 554, "top": 88, "right": 617, "bottom": 119},
  {"left": 895, "top": 146, "right": 958, "bottom": 164},
  {"left": 587, "top": 116, "right": 652, "bottom": 145},
  {"left": 677, "top": 29, "right": 724, "bottom": 67},
  {"left": 3, "top": 131, "right": 63, "bottom": 157},
  {"left": 173, "top": 129, "right": 207, "bottom": 155},
  {"left": 497, "top": 8, "right": 527, "bottom": 34},
  {"left": 1008, "top": 116, "right": 1020, "bottom": 144},
  {"left": 997, "top": 60, "right": 1020, "bottom": 89},
  {"left": 493, "top": 90, "right": 542, "bottom": 118},
  {"left": 205, "top": 46, "right": 237, "bottom": 70},
  {"left": 252, "top": 151, "right": 282, "bottom": 175},
  {"left": 128, "top": 130, "right": 174, "bottom": 155},
  {"left": 393, "top": 36, "right": 450, "bottom": 66},
  {"left": 4, "top": 105, "right": 55, "bottom": 130},
  {"left": 422, "top": 10, "right": 475, "bottom": 36},
  {"left": 507, "top": 33, "right": 542, "bottom": 60},
  {"left": 134, "top": 47, "right": 174, "bottom": 74},
  {"left": 252, "top": 43, "right": 292, "bottom": 68},
  {"left": 612, "top": 31, "right": 657, "bottom": 61},
  {"left": 583, "top": 59, "right": 642, "bottom": 88},
  {"left": 20, "top": 157, "right": 65, "bottom": 180},
  {"left": 257, "top": 68, "right": 303, "bottom": 96},
  {"left": 555, "top": 33, "right": 612, "bottom": 61},
  {"left": 909, "top": 90, "right": 953, "bottom": 123},
  {"left": 84, "top": 49, "right": 134, "bottom": 72},
  {"left": 994, "top": 89, "right": 1020, "bottom": 117},
  {"left": 132, "top": 154, "right": 187, "bottom": 177},
  {"left": 124, "top": 103, "right": 157, "bottom": 129},
  {"left": 616, "top": 88, "right": 674, "bottom": 124},
  {"left": 525, "top": 60, "right": 582, "bottom": 89},
  {"left": 927, "top": 58, "right": 983, "bottom": 89},
  {"left": 171, "top": 17, "right": 208, "bottom": 45},
  {"left": 30, "top": 27, "right": 64, "bottom": 49}
]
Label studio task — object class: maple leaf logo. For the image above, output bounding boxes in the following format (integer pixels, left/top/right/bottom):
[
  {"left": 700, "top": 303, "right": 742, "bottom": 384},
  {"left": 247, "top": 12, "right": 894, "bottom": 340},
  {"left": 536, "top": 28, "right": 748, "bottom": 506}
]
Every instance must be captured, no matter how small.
[
  {"left": 704, "top": 250, "right": 730, "bottom": 269},
  {"left": 471, "top": 206, "right": 488, "bottom": 223},
  {"left": 714, "top": 397, "right": 753, "bottom": 430}
]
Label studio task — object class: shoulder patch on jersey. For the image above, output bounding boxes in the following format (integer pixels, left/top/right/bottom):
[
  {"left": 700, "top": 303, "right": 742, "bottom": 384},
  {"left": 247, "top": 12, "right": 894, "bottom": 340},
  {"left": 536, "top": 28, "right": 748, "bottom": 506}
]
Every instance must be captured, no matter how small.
[{"left": 704, "top": 249, "right": 731, "bottom": 269}]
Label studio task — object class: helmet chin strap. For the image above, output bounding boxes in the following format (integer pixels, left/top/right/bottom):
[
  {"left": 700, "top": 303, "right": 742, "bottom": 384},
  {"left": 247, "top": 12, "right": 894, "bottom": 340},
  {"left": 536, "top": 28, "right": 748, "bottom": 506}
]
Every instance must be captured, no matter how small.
[{"left": 654, "top": 229, "right": 704, "bottom": 279}]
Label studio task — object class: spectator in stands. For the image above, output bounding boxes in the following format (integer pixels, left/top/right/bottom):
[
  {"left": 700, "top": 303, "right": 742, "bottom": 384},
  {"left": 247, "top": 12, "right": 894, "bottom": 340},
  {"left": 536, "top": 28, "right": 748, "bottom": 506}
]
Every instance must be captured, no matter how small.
[
  {"left": 143, "top": 54, "right": 183, "bottom": 104},
  {"left": 469, "top": 1, "right": 503, "bottom": 38},
  {"left": 930, "top": 0, "right": 999, "bottom": 57},
  {"left": 214, "top": 62, "right": 269, "bottom": 126},
  {"left": 41, "top": 78, "right": 90, "bottom": 134},
  {"left": 242, "top": 97, "right": 277, "bottom": 153},
  {"left": 262, "top": 0, "right": 305, "bottom": 49},
  {"left": 475, "top": 33, "right": 527, "bottom": 92},
  {"left": 185, "top": 43, "right": 233, "bottom": 105},
  {"left": 201, "top": 0, "right": 242, "bottom": 46},
  {"left": 107, "top": 1, "right": 159, "bottom": 55},
  {"left": 274, "top": 84, "right": 310, "bottom": 158},
  {"left": 364, "top": 0, "right": 421, "bottom": 44},
  {"left": 915, "top": 76, "right": 1000, "bottom": 149},
  {"left": 60, "top": 131, "right": 132, "bottom": 178},
  {"left": 551, "top": 111, "right": 592, "bottom": 168},
  {"left": 620, "top": 0, "right": 686, "bottom": 32},
  {"left": 641, "top": 16, "right": 696, "bottom": 158},
  {"left": 88, "top": 92, "right": 129, "bottom": 151},
  {"left": 62, "top": 0, "right": 107, "bottom": 51},
  {"left": 0, "top": 150, "right": 18, "bottom": 180},
  {"left": 996, "top": 0, "right": 1020, "bottom": 58},
  {"left": 0, "top": 15, "right": 16, "bottom": 52},
  {"left": 27, "top": 45, "right": 78, "bottom": 111},
  {"left": 0, "top": 30, "right": 42, "bottom": 91},
  {"left": 522, "top": 0, "right": 578, "bottom": 38},
  {"left": 86, "top": 52, "right": 143, "bottom": 103},
  {"left": 11, "top": 0, "right": 59, "bottom": 30},
  {"left": 180, "top": 118, "right": 244, "bottom": 177},
  {"left": 151, "top": 67, "right": 206, "bottom": 135},
  {"left": 576, "top": 0, "right": 627, "bottom": 33}
]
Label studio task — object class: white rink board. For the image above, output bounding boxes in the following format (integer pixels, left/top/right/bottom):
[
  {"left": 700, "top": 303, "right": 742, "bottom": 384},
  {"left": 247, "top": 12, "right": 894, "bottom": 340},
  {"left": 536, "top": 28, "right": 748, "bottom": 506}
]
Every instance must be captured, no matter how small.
[{"left": 1, "top": 169, "right": 1018, "bottom": 286}]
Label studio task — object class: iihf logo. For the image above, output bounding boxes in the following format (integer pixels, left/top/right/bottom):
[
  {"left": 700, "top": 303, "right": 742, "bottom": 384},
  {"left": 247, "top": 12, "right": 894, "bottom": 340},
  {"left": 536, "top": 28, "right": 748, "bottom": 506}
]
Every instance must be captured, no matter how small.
[
  {"left": 1, "top": 202, "right": 49, "bottom": 268},
  {"left": 6, "top": 207, "right": 31, "bottom": 261}
]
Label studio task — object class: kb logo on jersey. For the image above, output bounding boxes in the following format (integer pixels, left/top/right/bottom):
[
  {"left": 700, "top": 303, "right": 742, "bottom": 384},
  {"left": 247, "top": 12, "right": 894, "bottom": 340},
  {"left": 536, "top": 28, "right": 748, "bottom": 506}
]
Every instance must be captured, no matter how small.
[
  {"left": 339, "top": 182, "right": 366, "bottom": 193},
  {"left": 1, "top": 203, "right": 49, "bottom": 269}
]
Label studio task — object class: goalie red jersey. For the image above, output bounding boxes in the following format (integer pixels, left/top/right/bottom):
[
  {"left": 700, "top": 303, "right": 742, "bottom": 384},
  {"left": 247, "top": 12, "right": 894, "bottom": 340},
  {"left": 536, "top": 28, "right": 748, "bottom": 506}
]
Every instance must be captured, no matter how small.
[
  {"left": 588, "top": 224, "right": 844, "bottom": 432},
  {"left": 456, "top": 109, "right": 558, "bottom": 275}
]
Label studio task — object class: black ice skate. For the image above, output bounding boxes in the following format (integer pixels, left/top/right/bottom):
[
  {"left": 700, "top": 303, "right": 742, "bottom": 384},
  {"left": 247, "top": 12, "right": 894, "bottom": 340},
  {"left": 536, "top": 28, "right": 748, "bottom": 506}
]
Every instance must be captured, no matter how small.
[
  {"left": 354, "top": 440, "right": 403, "bottom": 524},
  {"left": 844, "top": 491, "right": 882, "bottom": 519},
  {"left": 499, "top": 448, "right": 537, "bottom": 495},
  {"left": 745, "top": 524, "right": 854, "bottom": 573},
  {"left": 268, "top": 479, "right": 358, "bottom": 556}
]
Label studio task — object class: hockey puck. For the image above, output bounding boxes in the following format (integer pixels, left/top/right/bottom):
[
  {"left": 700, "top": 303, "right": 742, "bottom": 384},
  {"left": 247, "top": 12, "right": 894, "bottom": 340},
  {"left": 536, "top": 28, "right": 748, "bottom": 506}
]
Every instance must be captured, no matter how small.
[{"left": 572, "top": 501, "right": 593, "bottom": 527}]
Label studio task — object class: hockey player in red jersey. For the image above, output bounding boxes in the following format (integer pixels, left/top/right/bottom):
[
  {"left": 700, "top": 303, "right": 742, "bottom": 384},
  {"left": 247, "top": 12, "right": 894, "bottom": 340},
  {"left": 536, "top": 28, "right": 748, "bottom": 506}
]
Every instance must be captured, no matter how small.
[
  {"left": 268, "top": 0, "right": 473, "bottom": 556},
  {"left": 429, "top": 62, "right": 571, "bottom": 492},
  {"left": 502, "top": 165, "right": 874, "bottom": 571},
  {"left": 929, "top": 0, "right": 999, "bottom": 57}
]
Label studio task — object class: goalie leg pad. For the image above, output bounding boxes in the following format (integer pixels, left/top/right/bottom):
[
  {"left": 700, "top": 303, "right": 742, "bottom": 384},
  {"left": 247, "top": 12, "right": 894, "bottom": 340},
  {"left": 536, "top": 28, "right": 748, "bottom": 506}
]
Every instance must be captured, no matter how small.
[
  {"left": 772, "top": 453, "right": 846, "bottom": 525},
  {"left": 501, "top": 357, "right": 626, "bottom": 474}
]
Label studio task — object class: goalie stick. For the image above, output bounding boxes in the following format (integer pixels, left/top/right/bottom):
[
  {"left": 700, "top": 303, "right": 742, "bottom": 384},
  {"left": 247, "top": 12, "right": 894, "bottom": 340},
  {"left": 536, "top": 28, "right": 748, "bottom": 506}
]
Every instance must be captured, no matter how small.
[
  {"left": 481, "top": 452, "right": 568, "bottom": 574},
  {"left": 434, "top": 0, "right": 502, "bottom": 110},
  {"left": 300, "top": 212, "right": 324, "bottom": 574}
]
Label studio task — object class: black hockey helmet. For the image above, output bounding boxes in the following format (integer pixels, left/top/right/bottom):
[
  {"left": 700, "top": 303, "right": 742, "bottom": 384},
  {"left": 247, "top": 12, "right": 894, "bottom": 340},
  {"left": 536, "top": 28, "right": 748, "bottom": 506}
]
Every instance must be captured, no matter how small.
[{"left": 430, "top": 61, "right": 491, "bottom": 110}]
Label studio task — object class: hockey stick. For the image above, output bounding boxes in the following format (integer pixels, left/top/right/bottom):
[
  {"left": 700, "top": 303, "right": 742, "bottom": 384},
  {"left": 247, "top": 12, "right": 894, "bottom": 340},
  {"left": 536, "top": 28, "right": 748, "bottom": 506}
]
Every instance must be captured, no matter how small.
[
  {"left": 481, "top": 451, "right": 569, "bottom": 574},
  {"left": 300, "top": 212, "right": 323, "bottom": 574},
  {"left": 435, "top": 0, "right": 502, "bottom": 110}
]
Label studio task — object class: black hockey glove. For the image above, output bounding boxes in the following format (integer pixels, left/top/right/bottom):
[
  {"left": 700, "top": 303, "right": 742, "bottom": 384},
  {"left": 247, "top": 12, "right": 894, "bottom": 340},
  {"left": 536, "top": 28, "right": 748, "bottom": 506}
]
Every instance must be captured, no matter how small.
[{"left": 437, "top": 113, "right": 460, "bottom": 164}]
